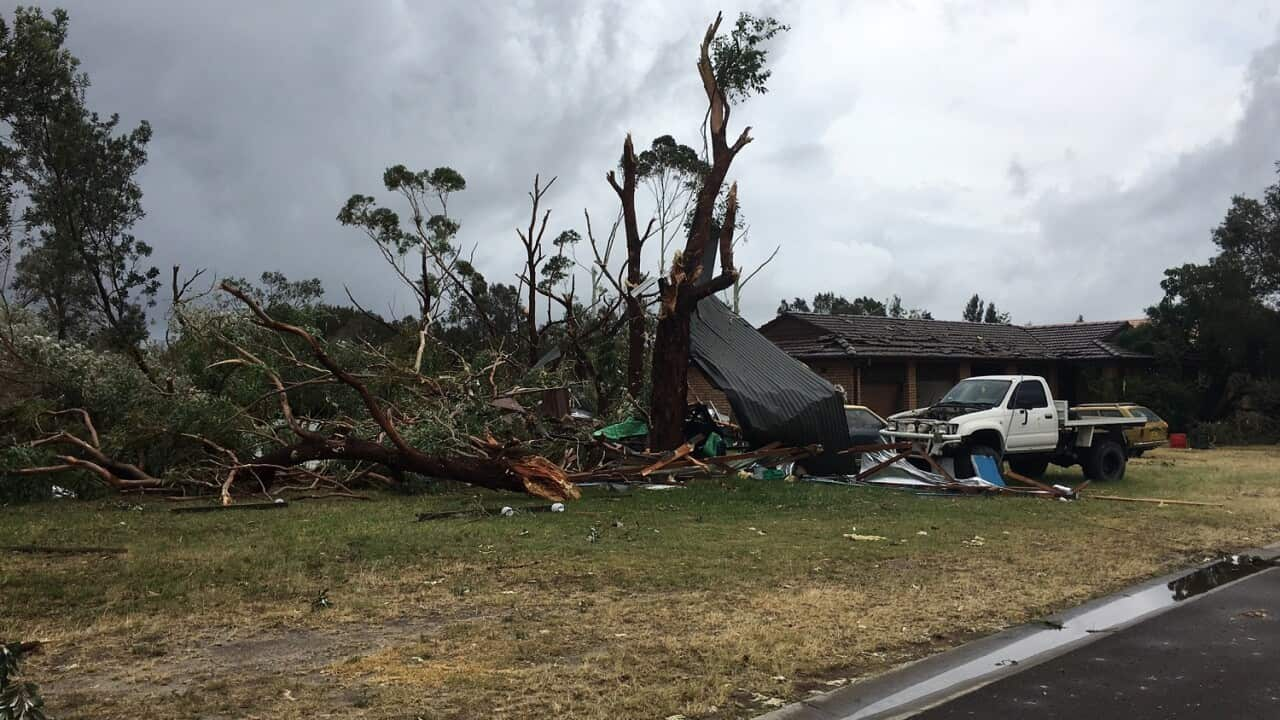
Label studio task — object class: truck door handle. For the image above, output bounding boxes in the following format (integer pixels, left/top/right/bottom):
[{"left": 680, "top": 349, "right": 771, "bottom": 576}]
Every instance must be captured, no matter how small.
[{"left": 1043, "top": 413, "right": 1053, "bottom": 419}]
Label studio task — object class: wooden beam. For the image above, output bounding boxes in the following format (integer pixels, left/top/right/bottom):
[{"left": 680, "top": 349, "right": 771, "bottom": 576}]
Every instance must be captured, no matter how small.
[
  {"left": 1004, "top": 468, "right": 1069, "bottom": 497},
  {"left": 640, "top": 434, "right": 704, "bottom": 477},
  {"left": 921, "top": 453, "right": 956, "bottom": 484},
  {"left": 855, "top": 451, "right": 911, "bottom": 481},
  {"left": 1087, "top": 495, "right": 1223, "bottom": 508},
  {"left": 838, "top": 442, "right": 912, "bottom": 455}
]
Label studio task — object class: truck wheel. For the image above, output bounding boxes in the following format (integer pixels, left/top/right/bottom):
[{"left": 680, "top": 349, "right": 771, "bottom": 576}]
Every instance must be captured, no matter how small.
[
  {"left": 956, "top": 443, "right": 1002, "bottom": 479},
  {"left": 1008, "top": 454, "right": 1050, "bottom": 478},
  {"left": 1084, "top": 439, "right": 1126, "bottom": 481}
]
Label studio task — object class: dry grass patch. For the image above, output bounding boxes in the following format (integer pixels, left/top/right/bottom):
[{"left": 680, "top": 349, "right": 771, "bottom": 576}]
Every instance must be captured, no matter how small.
[{"left": 3, "top": 447, "right": 1279, "bottom": 718}]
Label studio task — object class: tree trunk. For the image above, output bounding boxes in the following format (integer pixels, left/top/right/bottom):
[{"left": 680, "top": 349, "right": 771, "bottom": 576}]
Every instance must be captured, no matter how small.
[
  {"left": 240, "top": 435, "right": 577, "bottom": 501},
  {"left": 609, "top": 135, "right": 650, "bottom": 400},
  {"left": 647, "top": 301, "right": 693, "bottom": 449},
  {"left": 527, "top": 242, "right": 540, "bottom": 366}
]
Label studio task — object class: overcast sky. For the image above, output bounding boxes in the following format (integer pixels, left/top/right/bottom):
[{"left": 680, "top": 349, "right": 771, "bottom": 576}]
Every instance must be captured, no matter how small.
[{"left": 15, "top": 0, "right": 1280, "bottom": 326}]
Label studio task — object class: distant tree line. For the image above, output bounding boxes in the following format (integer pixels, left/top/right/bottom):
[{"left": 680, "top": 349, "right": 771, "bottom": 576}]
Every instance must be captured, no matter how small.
[
  {"left": 961, "top": 294, "right": 1011, "bottom": 324},
  {"left": 777, "top": 292, "right": 932, "bottom": 319},
  {"left": 776, "top": 291, "right": 1015, "bottom": 324}
]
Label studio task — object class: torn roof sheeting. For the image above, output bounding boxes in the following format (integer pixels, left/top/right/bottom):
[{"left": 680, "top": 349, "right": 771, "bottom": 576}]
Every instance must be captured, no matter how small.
[{"left": 690, "top": 298, "right": 853, "bottom": 473}]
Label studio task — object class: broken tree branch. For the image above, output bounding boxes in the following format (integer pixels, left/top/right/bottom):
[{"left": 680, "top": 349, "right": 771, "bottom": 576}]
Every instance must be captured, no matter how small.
[{"left": 218, "top": 281, "right": 579, "bottom": 501}]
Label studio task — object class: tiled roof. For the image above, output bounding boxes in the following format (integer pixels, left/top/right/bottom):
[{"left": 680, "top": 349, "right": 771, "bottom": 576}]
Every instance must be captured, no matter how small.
[
  {"left": 760, "top": 314, "right": 1149, "bottom": 361},
  {"left": 1024, "top": 321, "right": 1149, "bottom": 360}
]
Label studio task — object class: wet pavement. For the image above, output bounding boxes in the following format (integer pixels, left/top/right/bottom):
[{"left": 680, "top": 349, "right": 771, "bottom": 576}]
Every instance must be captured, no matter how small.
[
  {"left": 759, "top": 553, "right": 1279, "bottom": 720},
  {"left": 914, "top": 565, "right": 1280, "bottom": 719}
]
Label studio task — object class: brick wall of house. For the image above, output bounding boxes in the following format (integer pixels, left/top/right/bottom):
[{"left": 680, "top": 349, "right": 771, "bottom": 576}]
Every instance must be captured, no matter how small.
[
  {"left": 804, "top": 359, "right": 856, "bottom": 403},
  {"left": 687, "top": 366, "right": 735, "bottom": 420}
]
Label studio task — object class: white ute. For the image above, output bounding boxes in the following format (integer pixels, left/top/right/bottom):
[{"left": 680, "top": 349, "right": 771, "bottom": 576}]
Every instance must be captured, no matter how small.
[{"left": 883, "top": 375, "right": 1145, "bottom": 481}]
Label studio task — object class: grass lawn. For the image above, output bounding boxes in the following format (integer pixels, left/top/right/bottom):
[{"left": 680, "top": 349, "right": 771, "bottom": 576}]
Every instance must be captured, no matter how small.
[{"left": 3, "top": 446, "right": 1279, "bottom": 719}]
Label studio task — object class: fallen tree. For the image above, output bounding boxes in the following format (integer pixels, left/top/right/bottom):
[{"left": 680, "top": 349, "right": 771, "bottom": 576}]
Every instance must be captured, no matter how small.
[
  {"left": 218, "top": 282, "right": 578, "bottom": 501},
  {"left": 14, "top": 409, "right": 165, "bottom": 491}
]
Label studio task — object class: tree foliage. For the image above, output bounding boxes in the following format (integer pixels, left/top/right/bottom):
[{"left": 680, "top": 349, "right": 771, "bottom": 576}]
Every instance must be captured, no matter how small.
[
  {"left": 2, "top": 7, "right": 159, "bottom": 362},
  {"left": 637, "top": 135, "right": 707, "bottom": 275},
  {"left": 1211, "top": 166, "right": 1280, "bottom": 306},
  {"left": 1122, "top": 166, "right": 1280, "bottom": 438},
  {"left": 711, "top": 13, "right": 790, "bottom": 102},
  {"left": 961, "top": 294, "right": 1010, "bottom": 324},
  {"left": 777, "top": 292, "right": 931, "bottom": 319}
]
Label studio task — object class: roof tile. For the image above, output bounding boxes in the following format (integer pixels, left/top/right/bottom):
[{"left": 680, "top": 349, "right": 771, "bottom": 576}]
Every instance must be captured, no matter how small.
[{"left": 761, "top": 315, "right": 1149, "bottom": 361}]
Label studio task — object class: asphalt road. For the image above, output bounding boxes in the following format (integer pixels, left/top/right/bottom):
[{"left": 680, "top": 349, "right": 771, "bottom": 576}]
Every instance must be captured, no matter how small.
[{"left": 913, "top": 567, "right": 1280, "bottom": 719}]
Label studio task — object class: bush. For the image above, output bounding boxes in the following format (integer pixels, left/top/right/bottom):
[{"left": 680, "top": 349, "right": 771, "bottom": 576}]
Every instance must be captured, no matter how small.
[{"left": 1192, "top": 412, "right": 1280, "bottom": 446}]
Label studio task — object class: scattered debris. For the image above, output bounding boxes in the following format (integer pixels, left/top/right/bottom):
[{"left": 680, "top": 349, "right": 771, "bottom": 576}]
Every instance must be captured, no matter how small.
[
  {"left": 310, "top": 589, "right": 332, "bottom": 612},
  {"left": 844, "top": 533, "right": 886, "bottom": 542}
]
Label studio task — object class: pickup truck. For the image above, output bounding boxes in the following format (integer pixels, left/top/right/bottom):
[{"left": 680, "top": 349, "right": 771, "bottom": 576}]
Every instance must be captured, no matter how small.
[{"left": 882, "top": 375, "right": 1144, "bottom": 481}]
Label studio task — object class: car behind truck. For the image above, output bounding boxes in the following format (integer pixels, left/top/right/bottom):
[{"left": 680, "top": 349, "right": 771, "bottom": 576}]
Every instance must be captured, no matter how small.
[{"left": 883, "top": 375, "right": 1145, "bottom": 481}]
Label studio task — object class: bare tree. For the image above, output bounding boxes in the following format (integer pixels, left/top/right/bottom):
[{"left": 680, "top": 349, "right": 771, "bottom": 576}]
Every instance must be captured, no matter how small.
[
  {"left": 730, "top": 239, "right": 779, "bottom": 314},
  {"left": 637, "top": 136, "right": 706, "bottom": 277},
  {"left": 607, "top": 135, "right": 657, "bottom": 399},
  {"left": 515, "top": 174, "right": 556, "bottom": 366},
  {"left": 534, "top": 214, "right": 629, "bottom": 414}
]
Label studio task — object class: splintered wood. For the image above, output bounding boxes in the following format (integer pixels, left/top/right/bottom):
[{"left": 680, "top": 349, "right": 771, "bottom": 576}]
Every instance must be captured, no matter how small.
[{"left": 572, "top": 439, "right": 818, "bottom": 486}]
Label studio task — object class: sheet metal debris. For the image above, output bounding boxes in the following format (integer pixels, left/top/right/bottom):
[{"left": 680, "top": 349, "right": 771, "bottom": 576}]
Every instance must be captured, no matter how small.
[{"left": 805, "top": 442, "right": 1081, "bottom": 499}]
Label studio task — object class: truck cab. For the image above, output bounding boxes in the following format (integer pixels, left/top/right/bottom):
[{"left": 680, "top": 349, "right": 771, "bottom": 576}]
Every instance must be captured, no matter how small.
[{"left": 884, "top": 375, "right": 1143, "bottom": 481}]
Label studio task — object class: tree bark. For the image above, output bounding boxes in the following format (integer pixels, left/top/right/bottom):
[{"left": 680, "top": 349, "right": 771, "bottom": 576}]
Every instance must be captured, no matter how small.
[
  {"left": 647, "top": 305, "right": 693, "bottom": 449},
  {"left": 239, "top": 435, "right": 577, "bottom": 501},
  {"left": 608, "top": 135, "right": 650, "bottom": 400}
]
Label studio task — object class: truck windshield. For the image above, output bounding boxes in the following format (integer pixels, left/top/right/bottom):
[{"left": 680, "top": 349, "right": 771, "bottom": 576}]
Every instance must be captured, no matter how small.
[{"left": 938, "top": 379, "right": 1012, "bottom": 407}]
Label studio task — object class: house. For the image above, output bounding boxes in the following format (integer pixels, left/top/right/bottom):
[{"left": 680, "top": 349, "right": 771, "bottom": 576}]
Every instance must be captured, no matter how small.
[{"left": 758, "top": 313, "right": 1151, "bottom": 418}]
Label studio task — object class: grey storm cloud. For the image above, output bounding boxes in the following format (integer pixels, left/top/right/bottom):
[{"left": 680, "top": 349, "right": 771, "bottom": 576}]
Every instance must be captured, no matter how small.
[{"left": 9, "top": 0, "right": 1280, "bottom": 327}]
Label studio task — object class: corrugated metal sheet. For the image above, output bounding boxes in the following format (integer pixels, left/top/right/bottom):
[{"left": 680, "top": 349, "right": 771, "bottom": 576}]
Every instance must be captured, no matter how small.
[{"left": 690, "top": 298, "right": 853, "bottom": 474}]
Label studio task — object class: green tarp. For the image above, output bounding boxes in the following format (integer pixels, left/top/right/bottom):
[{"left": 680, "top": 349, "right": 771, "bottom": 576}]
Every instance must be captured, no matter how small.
[{"left": 592, "top": 418, "right": 648, "bottom": 441}]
